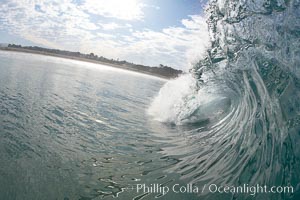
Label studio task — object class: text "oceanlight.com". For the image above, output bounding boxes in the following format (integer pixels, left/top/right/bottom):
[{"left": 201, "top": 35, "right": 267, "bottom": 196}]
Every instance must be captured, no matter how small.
[{"left": 133, "top": 183, "right": 294, "bottom": 196}]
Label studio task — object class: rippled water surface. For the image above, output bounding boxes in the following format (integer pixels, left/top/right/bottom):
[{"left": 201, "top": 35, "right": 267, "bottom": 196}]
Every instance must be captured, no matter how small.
[
  {"left": 1, "top": 0, "right": 300, "bottom": 199},
  {"left": 1, "top": 2, "right": 300, "bottom": 195},
  {"left": 0, "top": 51, "right": 203, "bottom": 200}
]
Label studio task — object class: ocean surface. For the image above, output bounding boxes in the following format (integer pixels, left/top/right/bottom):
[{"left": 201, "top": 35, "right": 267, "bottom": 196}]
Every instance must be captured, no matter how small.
[
  {"left": 0, "top": 51, "right": 199, "bottom": 200},
  {"left": 1, "top": 0, "right": 300, "bottom": 200}
]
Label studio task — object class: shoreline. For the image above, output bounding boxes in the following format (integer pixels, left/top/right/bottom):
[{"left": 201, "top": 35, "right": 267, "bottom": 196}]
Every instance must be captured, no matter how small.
[{"left": 0, "top": 48, "right": 172, "bottom": 80}]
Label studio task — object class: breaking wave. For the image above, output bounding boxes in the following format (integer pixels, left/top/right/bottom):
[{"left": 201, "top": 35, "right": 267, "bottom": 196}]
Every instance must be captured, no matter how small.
[{"left": 148, "top": 0, "right": 300, "bottom": 199}]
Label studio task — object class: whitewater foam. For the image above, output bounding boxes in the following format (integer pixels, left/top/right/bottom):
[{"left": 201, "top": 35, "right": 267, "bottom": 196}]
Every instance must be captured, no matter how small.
[{"left": 148, "top": 74, "right": 231, "bottom": 125}]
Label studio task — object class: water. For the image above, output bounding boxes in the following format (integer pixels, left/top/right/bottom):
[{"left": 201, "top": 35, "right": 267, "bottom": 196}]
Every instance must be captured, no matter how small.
[
  {"left": 1, "top": 0, "right": 300, "bottom": 199},
  {"left": 0, "top": 51, "right": 199, "bottom": 200},
  {"left": 149, "top": 0, "right": 300, "bottom": 199}
]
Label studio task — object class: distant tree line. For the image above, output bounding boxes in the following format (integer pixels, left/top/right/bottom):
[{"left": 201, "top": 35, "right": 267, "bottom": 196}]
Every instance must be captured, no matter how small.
[{"left": 7, "top": 44, "right": 183, "bottom": 78}]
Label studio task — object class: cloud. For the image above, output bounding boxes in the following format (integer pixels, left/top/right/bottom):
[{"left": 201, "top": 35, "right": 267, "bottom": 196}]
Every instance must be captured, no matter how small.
[
  {"left": 120, "top": 15, "right": 210, "bottom": 70},
  {"left": 99, "top": 22, "right": 132, "bottom": 30},
  {"left": 100, "top": 22, "right": 121, "bottom": 30},
  {"left": 0, "top": 0, "right": 210, "bottom": 70},
  {"left": 0, "top": 0, "right": 97, "bottom": 48},
  {"left": 81, "top": 0, "right": 145, "bottom": 21}
]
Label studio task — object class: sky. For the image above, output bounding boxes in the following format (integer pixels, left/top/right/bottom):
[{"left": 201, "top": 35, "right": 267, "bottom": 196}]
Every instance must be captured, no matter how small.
[{"left": 0, "top": 0, "right": 210, "bottom": 70}]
